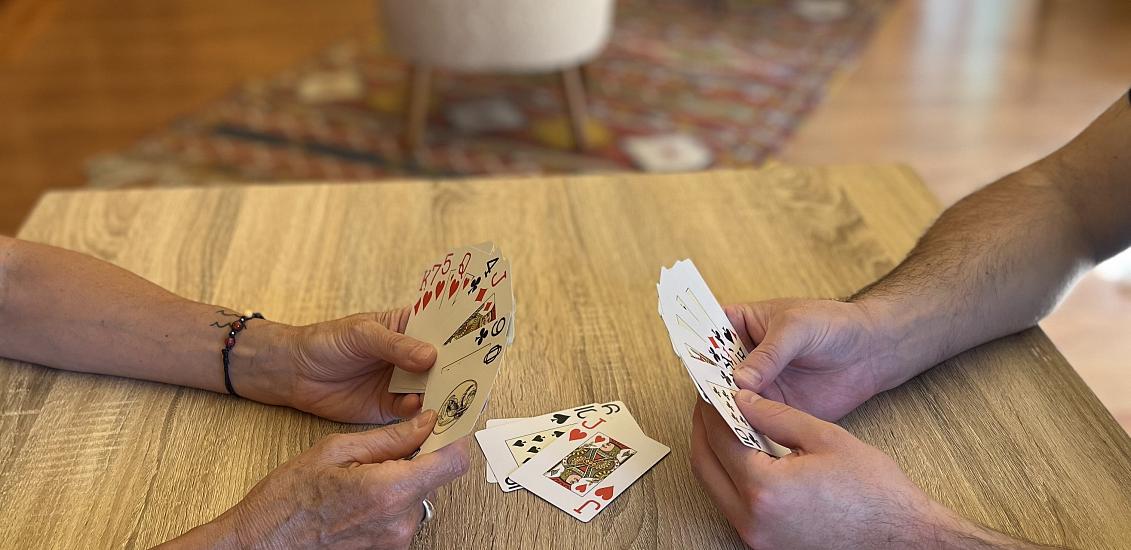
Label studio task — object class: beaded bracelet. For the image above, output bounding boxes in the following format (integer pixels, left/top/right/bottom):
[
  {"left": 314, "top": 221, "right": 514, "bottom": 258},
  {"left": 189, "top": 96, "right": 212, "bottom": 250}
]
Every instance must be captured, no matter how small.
[{"left": 221, "top": 312, "right": 265, "bottom": 397}]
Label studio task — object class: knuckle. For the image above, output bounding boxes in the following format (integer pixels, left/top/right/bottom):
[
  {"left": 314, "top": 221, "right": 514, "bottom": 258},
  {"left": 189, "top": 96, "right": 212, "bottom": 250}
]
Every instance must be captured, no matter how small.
[{"left": 350, "top": 318, "right": 382, "bottom": 341}]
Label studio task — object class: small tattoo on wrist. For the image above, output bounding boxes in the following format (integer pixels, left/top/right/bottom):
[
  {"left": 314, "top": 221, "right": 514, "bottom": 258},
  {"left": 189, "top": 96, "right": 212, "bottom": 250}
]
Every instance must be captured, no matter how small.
[{"left": 209, "top": 310, "right": 242, "bottom": 329}]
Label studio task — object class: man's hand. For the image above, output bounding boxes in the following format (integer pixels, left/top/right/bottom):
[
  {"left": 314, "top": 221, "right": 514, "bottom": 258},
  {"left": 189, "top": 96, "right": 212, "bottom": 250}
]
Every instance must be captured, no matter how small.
[
  {"left": 691, "top": 392, "right": 1052, "bottom": 549},
  {"left": 162, "top": 410, "right": 470, "bottom": 550},
  {"left": 239, "top": 308, "right": 437, "bottom": 424},
  {"left": 725, "top": 299, "right": 905, "bottom": 421}
]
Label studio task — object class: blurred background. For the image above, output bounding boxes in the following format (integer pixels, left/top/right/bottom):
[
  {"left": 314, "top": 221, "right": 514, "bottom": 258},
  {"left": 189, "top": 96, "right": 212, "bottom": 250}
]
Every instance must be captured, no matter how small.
[{"left": 1, "top": 0, "right": 1128, "bottom": 430}]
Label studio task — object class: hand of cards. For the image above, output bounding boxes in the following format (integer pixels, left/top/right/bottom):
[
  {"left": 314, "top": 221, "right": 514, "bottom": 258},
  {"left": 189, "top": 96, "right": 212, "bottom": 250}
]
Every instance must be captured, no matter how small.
[
  {"left": 657, "top": 259, "right": 790, "bottom": 457},
  {"left": 389, "top": 242, "right": 515, "bottom": 454}
]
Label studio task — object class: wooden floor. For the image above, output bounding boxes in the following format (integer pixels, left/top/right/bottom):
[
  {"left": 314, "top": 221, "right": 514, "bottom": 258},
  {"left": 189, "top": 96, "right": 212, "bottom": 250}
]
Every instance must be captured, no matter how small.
[
  {"left": 0, "top": 0, "right": 375, "bottom": 236},
  {"left": 1, "top": 0, "right": 1129, "bottom": 429}
]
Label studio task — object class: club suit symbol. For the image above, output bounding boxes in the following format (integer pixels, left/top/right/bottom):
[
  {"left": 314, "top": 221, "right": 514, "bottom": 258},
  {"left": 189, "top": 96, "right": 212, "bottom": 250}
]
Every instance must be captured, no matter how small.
[{"left": 435, "top": 380, "right": 477, "bottom": 434}]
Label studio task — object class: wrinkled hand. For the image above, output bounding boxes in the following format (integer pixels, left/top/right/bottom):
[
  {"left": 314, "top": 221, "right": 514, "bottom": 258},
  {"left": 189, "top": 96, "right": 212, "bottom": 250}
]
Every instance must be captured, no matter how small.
[
  {"left": 691, "top": 393, "right": 1011, "bottom": 549},
  {"left": 285, "top": 308, "right": 436, "bottom": 424},
  {"left": 168, "top": 410, "right": 470, "bottom": 550},
  {"left": 239, "top": 308, "right": 437, "bottom": 424},
  {"left": 725, "top": 299, "right": 900, "bottom": 421}
]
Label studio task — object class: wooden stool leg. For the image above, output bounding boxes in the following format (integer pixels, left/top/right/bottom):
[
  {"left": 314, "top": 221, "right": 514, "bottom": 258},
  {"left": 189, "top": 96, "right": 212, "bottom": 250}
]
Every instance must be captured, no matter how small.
[
  {"left": 559, "top": 67, "right": 589, "bottom": 152},
  {"left": 580, "top": 62, "right": 595, "bottom": 94},
  {"left": 403, "top": 64, "right": 432, "bottom": 152}
]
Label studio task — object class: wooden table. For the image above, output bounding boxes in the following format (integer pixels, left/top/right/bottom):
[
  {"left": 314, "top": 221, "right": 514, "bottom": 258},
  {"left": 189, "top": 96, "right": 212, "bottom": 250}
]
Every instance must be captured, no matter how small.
[{"left": 2, "top": 166, "right": 1130, "bottom": 549}]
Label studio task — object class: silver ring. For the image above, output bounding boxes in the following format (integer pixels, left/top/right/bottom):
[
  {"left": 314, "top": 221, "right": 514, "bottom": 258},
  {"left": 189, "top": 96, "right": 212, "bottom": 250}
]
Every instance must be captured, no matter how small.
[{"left": 420, "top": 498, "right": 435, "bottom": 527}]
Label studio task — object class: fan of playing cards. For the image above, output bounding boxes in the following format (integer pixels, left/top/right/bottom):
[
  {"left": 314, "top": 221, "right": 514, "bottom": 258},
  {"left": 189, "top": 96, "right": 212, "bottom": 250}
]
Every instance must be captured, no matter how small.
[
  {"left": 390, "top": 242, "right": 516, "bottom": 454},
  {"left": 657, "top": 259, "right": 790, "bottom": 457}
]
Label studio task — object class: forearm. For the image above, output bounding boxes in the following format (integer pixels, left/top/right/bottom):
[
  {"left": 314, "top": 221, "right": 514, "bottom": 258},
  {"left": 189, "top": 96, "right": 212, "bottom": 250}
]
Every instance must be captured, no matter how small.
[
  {"left": 0, "top": 237, "right": 292, "bottom": 403},
  {"left": 852, "top": 165, "right": 1093, "bottom": 386},
  {"left": 853, "top": 94, "right": 1131, "bottom": 388},
  {"left": 921, "top": 505, "right": 1069, "bottom": 550}
]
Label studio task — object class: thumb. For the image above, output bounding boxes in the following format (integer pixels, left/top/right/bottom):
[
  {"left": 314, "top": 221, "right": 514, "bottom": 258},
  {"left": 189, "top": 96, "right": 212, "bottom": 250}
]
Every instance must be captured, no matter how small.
[
  {"left": 733, "top": 313, "right": 809, "bottom": 392},
  {"left": 733, "top": 390, "right": 844, "bottom": 451},
  {"left": 320, "top": 409, "right": 437, "bottom": 465},
  {"left": 339, "top": 314, "right": 436, "bottom": 372}
]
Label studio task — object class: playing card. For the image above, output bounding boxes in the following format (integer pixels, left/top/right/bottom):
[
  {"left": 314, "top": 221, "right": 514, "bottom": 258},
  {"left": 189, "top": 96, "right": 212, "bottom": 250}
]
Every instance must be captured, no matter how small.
[
  {"left": 475, "top": 401, "right": 629, "bottom": 492},
  {"left": 508, "top": 411, "right": 669, "bottom": 523},
  {"left": 482, "top": 418, "right": 525, "bottom": 484}
]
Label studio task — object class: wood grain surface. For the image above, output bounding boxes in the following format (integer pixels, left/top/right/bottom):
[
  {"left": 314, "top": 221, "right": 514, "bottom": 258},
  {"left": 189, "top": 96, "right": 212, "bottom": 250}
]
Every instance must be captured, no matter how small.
[{"left": 2, "top": 166, "right": 1130, "bottom": 549}]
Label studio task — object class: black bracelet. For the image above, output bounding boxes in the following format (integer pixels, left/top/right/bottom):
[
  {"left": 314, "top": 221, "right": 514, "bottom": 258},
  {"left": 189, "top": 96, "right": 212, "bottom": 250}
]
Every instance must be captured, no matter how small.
[{"left": 221, "top": 312, "right": 265, "bottom": 397}]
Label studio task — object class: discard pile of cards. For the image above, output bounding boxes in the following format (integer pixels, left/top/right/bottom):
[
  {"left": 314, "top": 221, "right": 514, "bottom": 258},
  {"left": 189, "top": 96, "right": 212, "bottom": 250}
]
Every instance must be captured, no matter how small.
[
  {"left": 390, "top": 242, "right": 516, "bottom": 454},
  {"left": 657, "top": 259, "right": 790, "bottom": 457},
  {"left": 475, "top": 402, "right": 670, "bottom": 523}
]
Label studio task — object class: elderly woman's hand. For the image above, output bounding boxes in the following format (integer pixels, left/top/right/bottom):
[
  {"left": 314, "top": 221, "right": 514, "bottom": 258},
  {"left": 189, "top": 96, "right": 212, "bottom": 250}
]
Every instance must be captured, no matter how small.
[
  {"left": 234, "top": 307, "right": 437, "bottom": 424},
  {"left": 164, "top": 410, "right": 469, "bottom": 549}
]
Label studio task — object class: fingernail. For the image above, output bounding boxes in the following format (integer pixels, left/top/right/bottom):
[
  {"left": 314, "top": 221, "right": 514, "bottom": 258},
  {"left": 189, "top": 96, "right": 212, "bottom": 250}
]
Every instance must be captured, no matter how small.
[
  {"left": 412, "top": 343, "right": 435, "bottom": 364},
  {"left": 736, "top": 389, "right": 760, "bottom": 405},
  {"left": 734, "top": 366, "right": 761, "bottom": 388},
  {"left": 416, "top": 409, "right": 437, "bottom": 427}
]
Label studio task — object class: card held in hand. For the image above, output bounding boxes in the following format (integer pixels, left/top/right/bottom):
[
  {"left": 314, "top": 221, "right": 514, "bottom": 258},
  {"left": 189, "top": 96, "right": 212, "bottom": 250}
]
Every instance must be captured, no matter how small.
[
  {"left": 657, "top": 259, "right": 790, "bottom": 458},
  {"left": 387, "top": 243, "right": 516, "bottom": 453},
  {"left": 390, "top": 242, "right": 501, "bottom": 394}
]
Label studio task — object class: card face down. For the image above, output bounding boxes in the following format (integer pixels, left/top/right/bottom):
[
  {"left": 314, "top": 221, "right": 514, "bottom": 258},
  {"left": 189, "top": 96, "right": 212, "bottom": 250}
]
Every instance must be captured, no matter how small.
[{"left": 508, "top": 412, "right": 669, "bottom": 523}]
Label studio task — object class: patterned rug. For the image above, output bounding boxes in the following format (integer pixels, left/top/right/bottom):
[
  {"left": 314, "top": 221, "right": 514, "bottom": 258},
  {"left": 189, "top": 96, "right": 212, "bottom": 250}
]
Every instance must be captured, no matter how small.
[{"left": 85, "top": 0, "right": 888, "bottom": 187}]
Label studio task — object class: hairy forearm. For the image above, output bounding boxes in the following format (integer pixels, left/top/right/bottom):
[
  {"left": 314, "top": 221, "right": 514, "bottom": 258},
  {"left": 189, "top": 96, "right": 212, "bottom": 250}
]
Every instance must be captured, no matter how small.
[
  {"left": 852, "top": 165, "right": 1093, "bottom": 384},
  {"left": 921, "top": 507, "right": 1070, "bottom": 550},
  {"left": 0, "top": 237, "right": 291, "bottom": 402},
  {"left": 852, "top": 94, "right": 1131, "bottom": 388}
]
